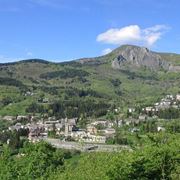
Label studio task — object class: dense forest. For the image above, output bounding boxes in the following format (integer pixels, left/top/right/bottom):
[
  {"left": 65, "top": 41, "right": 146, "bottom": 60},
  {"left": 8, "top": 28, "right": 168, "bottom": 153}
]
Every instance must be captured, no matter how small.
[
  {"left": 0, "top": 133, "right": 179, "bottom": 179},
  {"left": 39, "top": 68, "right": 90, "bottom": 79}
]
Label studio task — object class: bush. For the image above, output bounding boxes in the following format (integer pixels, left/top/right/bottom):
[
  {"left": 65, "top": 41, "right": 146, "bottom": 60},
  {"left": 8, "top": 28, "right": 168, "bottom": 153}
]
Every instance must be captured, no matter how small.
[{"left": 40, "top": 68, "right": 89, "bottom": 79}]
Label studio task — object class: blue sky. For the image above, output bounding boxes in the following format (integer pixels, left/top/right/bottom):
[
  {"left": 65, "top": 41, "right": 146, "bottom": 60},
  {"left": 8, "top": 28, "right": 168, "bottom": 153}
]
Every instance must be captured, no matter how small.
[{"left": 0, "top": 0, "right": 180, "bottom": 62}]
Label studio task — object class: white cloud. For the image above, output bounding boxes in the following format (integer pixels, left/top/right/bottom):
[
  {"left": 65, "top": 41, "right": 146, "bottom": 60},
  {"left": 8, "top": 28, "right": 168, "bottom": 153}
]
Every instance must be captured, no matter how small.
[
  {"left": 101, "top": 48, "right": 112, "bottom": 55},
  {"left": 97, "top": 24, "right": 169, "bottom": 47}
]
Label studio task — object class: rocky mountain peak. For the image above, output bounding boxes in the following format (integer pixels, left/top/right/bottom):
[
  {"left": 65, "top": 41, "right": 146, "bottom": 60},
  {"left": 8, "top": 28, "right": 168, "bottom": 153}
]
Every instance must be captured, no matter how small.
[{"left": 111, "top": 45, "right": 170, "bottom": 70}]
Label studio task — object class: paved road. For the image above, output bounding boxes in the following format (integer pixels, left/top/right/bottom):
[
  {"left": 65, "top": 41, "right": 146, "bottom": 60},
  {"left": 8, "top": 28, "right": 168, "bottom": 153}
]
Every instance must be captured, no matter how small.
[{"left": 44, "top": 138, "right": 131, "bottom": 152}]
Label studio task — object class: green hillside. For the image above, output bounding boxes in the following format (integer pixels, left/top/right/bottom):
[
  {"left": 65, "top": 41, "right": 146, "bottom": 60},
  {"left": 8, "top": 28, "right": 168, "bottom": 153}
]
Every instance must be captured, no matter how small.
[{"left": 0, "top": 45, "right": 179, "bottom": 117}]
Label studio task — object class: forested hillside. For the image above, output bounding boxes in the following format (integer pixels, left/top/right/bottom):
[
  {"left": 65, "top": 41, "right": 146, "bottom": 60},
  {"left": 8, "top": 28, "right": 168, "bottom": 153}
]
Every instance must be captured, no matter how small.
[
  {"left": 0, "top": 45, "right": 179, "bottom": 117},
  {"left": 0, "top": 133, "right": 180, "bottom": 179},
  {"left": 0, "top": 45, "right": 180, "bottom": 179}
]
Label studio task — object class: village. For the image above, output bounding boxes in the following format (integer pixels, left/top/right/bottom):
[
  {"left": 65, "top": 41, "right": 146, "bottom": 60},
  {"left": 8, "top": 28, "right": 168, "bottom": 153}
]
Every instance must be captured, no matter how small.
[{"left": 0, "top": 94, "right": 180, "bottom": 145}]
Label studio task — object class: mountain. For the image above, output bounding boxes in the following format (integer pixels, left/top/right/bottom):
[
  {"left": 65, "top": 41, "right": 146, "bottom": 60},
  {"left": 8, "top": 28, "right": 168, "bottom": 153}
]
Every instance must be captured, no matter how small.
[
  {"left": 0, "top": 45, "right": 179, "bottom": 116},
  {"left": 111, "top": 45, "right": 170, "bottom": 70},
  {"left": 77, "top": 45, "right": 179, "bottom": 71}
]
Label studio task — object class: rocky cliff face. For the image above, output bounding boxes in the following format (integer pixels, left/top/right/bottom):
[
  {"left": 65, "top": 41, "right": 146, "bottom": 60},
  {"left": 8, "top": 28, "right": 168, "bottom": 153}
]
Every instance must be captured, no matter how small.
[{"left": 111, "top": 45, "right": 170, "bottom": 70}]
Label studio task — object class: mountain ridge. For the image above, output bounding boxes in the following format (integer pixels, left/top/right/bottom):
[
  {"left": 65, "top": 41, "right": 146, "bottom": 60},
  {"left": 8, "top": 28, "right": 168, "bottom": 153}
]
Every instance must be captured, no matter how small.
[
  {"left": 0, "top": 45, "right": 180, "bottom": 69},
  {"left": 0, "top": 44, "right": 179, "bottom": 116}
]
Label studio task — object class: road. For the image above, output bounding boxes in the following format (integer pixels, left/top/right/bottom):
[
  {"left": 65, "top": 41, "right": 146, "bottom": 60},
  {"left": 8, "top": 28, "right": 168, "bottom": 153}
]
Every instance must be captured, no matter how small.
[{"left": 44, "top": 138, "right": 131, "bottom": 152}]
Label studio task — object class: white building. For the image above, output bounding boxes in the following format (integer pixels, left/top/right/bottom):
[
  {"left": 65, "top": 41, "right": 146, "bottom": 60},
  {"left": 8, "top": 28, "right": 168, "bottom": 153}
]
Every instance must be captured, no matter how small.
[
  {"left": 128, "top": 108, "right": 135, "bottom": 113},
  {"left": 104, "top": 128, "right": 116, "bottom": 137},
  {"left": 17, "top": 115, "right": 29, "bottom": 121},
  {"left": 71, "top": 131, "right": 106, "bottom": 143},
  {"left": 176, "top": 94, "right": 180, "bottom": 101},
  {"left": 157, "top": 126, "right": 165, "bottom": 132},
  {"left": 3, "top": 116, "right": 15, "bottom": 121}
]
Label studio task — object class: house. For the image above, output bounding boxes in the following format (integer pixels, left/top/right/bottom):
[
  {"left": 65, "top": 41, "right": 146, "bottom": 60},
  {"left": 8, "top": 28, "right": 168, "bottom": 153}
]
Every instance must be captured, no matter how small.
[
  {"left": 55, "top": 123, "right": 63, "bottom": 131},
  {"left": 166, "top": 95, "right": 174, "bottom": 100},
  {"left": 139, "top": 115, "right": 147, "bottom": 121},
  {"left": 104, "top": 128, "right": 116, "bottom": 137},
  {"left": 128, "top": 108, "right": 135, "bottom": 113},
  {"left": 125, "top": 120, "right": 131, "bottom": 126},
  {"left": 9, "top": 123, "right": 24, "bottom": 131},
  {"left": 42, "top": 98, "right": 49, "bottom": 103},
  {"left": 65, "top": 118, "right": 77, "bottom": 136},
  {"left": 3, "top": 116, "right": 15, "bottom": 121},
  {"left": 158, "top": 101, "right": 171, "bottom": 109},
  {"left": 70, "top": 131, "right": 106, "bottom": 143},
  {"left": 28, "top": 125, "right": 44, "bottom": 141},
  {"left": 87, "top": 125, "right": 98, "bottom": 135},
  {"left": 71, "top": 130, "right": 87, "bottom": 139},
  {"left": 81, "top": 134, "right": 106, "bottom": 144},
  {"left": 44, "top": 124, "right": 54, "bottom": 132},
  {"left": 30, "top": 116, "right": 39, "bottom": 122},
  {"left": 68, "top": 118, "right": 78, "bottom": 125},
  {"left": 129, "top": 118, "right": 140, "bottom": 125},
  {"left": 154, "top": 102, "right": 159, "bottom": 106},
  {"left": 176, "top": 94, "right": 180, "bottom": 101},
  {"left": 44, "top": 120, "right": 62, "bottom": 132},
  {"left": 44, "top": 120, "right": 60, "bottom": 125},
  {"left": 145, "top": 107, "right": 153, "bottom": 112},
  {"left": 17, "top": 115, "right": 29, "bottom": 121},
  {"left": 130, "top": 127, "right": 140, "bottom": 133},
  {"left": 25, "top": 91, "right": 34, "bottom": 96},
  {"left": 48, "top": 117, "right": 56, "bottom": 121},
  {"left": 91, "top": 120, "right": 107, "bottom": 127},
  {"left": 117, "top": 120, "right": 123, "bottom": 127},
  {"left": 107, "top": 121, "right": 114, "bottom": 128},
  {"left": 157, "top": 126, "right": 165, "bottom": 132},
  {"left": 40, "top": 132, "right": 48, "bottom": 138}
]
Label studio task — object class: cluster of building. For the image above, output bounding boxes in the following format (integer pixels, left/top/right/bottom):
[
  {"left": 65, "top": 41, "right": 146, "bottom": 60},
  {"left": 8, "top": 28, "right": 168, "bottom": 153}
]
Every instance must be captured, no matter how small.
[
  {"left": 7, "top": 117, "right": 75, "bottom": 142},
  {"left": 1, "top": 94, "right": 179, "bottom": 144},
  {"left": 5, "top": 116, "right": 117, "bottom": 143},
  {"left": 125, "top": 94, "right": 180, "bottom": 132},
  {"left": 142, "top": 94, "right": 180, "bottom": 115},
  {"left": 67, "top": 120, "right": 116, "bottom": 144}
]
